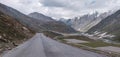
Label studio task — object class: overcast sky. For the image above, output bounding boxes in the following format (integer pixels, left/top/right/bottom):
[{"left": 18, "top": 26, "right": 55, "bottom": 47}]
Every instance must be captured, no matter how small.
[{"left": 0, "top": 0, "right": 120, "bottom": 19}]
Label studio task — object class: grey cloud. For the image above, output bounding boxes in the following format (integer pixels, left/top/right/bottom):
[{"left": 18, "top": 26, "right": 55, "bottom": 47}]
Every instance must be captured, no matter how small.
[
  {"left": 40, "top": 0, "right": 109, "bottom": 11},
  {"left": 19, "top": 0, "right": 33, "bottom": 4},
  {"left": 19, "top": 0, "right": 41, "bottom": 5},
  {"left": 41, "top": 0, "right": 65, "bottom": 7}
]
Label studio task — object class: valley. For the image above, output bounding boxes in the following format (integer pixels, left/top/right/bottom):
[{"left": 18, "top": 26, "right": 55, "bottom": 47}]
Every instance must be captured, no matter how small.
[{"left": 43, "top": 31, "right": 120, "bottom": 57}]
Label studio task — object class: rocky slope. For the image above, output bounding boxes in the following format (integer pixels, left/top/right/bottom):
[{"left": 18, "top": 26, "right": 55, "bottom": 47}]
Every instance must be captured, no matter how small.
[
  {"left": 88, "top": 10, "right": 120, "bottom": 41},
  {"left": 0, "top": 9, "right": 34, "bottom": 54}
]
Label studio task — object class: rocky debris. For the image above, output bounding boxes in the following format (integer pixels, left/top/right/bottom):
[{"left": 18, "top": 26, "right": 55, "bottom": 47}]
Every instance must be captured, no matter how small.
[{"left": 0, "top": 5, "right": 35, "bottom": 55}]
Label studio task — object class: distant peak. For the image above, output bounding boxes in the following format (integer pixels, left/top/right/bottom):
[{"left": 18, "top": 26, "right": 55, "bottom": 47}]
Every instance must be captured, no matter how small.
[
  {"left": 28, "top": 12, "right": 54, "bottom": 21},
  {"left": 29, "top": 12, "right": 45, "bottom": 16}
]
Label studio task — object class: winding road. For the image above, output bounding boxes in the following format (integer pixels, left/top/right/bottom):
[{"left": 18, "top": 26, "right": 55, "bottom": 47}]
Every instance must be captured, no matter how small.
[{"left": 3, "top": 33, "right": 107, "bottom": 57}]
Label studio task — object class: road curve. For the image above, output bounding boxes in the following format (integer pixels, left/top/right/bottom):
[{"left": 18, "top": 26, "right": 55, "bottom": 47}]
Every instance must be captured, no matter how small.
[{"left": 3, "top": 33, "right": 107, "bottom": 57}]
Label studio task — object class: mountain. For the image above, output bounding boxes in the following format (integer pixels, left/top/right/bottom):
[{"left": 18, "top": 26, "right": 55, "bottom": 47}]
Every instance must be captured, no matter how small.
[
  {"left": 0, "top": 3, "right": 76, "bottom": 33},
  {"left": 87, "top": 10, "right": 120, "bottom": 41},
  {"left": 0, "top": 7, "right": 34, "bottom": 54},
  {"left": 59, "top": 18, "right": 68, "bottom": 24},
  {"left": 28, "top": 12, "right": 76, "bottom": 33},
  {"left": 29, "top": 12, "right": 54, "bottom": 22},
  {"left": 60, "top": 12, "right": 111, "bottom": 32}
]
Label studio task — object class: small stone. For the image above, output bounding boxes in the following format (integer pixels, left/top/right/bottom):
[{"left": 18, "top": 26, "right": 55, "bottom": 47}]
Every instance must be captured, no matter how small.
[
  {"left": 0, "top": 49, "right": 2, "bottom": 51},
  {"left": 22, "top": 27, "right": 28, "bottom": 30},
  {"left": 0, "top": 36, "right": 2, "bottom": 38},
  {"left": 3, "top": 34, "right": 6, "bottom": 37},
  {"left": 8, "top": 47, "right": 11, "bottom": 50}
]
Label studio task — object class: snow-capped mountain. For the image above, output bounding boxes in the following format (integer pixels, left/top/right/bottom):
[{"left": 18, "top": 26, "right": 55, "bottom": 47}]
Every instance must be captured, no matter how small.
[
  {"left": 60, "top": 12, "right": 112, "bottom": 32},
  {"left": 87, "top": 10, "right": 120, "bottom": 41}
]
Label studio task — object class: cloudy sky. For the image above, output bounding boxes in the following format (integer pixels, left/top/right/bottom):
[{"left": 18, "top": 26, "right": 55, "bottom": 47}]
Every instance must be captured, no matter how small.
[{"left": 0, "top": 0, "right": 120, "bottom": 19}]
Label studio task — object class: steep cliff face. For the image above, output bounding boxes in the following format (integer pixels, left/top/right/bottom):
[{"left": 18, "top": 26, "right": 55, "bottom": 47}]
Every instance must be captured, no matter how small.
[
  {"left": 0, "top": 7, "right": 34, "bottom": 54},
  {"left": 88, "top": 10, "right": 120, "bottom": 41}
]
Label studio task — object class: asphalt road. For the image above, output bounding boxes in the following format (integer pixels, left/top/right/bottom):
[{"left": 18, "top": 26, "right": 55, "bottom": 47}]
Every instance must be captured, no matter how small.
[{"left": 3, "top": 33, "right": 107, "bottom": 57}]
